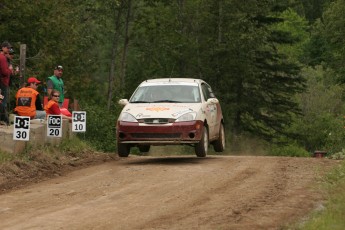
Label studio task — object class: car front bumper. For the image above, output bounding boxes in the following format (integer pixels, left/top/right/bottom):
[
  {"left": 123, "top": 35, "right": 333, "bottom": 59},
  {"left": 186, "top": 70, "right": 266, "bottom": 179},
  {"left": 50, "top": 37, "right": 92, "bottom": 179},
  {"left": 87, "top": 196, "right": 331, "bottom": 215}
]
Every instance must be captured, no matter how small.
[{"left": 116, "top": 120, "right": 204, "bottom": 144}]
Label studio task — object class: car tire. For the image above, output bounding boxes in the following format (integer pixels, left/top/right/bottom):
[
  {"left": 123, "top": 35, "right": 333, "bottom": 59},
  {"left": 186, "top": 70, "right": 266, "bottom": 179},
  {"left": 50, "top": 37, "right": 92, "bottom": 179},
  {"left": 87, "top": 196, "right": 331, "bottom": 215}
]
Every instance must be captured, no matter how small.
[
  {"left": 117, "top": 141, "right": 130, "bottom": 157},
  {"left": 139, "top": 145, "right": 151, "bottom": 153},
  {"left": 213, "top": 123, "right": 225, "bottom": 152},
  {"left": 195, "top": 126, "right": 209, "bottom": 157}
]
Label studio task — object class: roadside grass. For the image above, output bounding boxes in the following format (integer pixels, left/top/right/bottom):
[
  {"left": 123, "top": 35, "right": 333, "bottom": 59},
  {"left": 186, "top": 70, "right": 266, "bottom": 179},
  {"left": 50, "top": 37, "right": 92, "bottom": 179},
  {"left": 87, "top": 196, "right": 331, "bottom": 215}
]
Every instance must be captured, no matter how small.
[
  {"left": 268, "top": 144, "right": 311, "bottom": 157},
  {"left": 0, "top": 150, "right": 15, "bottom": 163},
  {"left": 297, "top": 160, "right": 345, "bottom": 230},
  {"left": 0, "top": 136, "right": 98, "bottom": 165},
  {"left": 0, "top": 137, "right": 115, "bottom": 192}
]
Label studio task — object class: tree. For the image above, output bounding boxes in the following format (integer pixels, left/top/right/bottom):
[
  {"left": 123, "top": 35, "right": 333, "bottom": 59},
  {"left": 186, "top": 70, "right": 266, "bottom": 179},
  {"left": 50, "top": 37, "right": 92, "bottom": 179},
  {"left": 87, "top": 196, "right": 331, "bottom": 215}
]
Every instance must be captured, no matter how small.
[
  {"left": 107, "top": 0, "right": 125, "bottom": 109},
  {"left": 319, "top": 0, "right": 345, "bottom": 83},
  {"left": 292, "top": 66, "right": 345, "bottom": 152},
  {"left": 300, "top": 0, "right": 332, "bottom": 23},
  {"left": 205, "top": 1, "right": 306, "bottom": 141},
  {"left": 122, "top": 0, "right": 307, "bottom": 143}
]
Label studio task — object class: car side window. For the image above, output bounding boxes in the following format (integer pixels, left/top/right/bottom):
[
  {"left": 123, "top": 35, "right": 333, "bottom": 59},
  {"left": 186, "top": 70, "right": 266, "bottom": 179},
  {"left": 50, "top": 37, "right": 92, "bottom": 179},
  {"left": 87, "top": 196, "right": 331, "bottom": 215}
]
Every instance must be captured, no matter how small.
[{"left": 201, "top": 83, "right": 215, "bottom": 101}]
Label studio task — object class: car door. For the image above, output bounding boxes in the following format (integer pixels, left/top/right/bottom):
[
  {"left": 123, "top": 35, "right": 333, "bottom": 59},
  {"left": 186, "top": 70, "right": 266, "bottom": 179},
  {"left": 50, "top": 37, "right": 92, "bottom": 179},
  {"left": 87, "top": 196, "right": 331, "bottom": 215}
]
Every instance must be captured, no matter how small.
[{"left": 201, "top": 82, "right": 218, "bottom": 140}]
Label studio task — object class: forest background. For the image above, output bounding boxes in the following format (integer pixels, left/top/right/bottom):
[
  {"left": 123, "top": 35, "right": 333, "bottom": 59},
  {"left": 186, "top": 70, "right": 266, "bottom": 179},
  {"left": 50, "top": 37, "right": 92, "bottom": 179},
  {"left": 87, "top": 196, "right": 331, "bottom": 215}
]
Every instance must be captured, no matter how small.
[{"left": 1, "top": 0, "right": 345, "bottom": 156}]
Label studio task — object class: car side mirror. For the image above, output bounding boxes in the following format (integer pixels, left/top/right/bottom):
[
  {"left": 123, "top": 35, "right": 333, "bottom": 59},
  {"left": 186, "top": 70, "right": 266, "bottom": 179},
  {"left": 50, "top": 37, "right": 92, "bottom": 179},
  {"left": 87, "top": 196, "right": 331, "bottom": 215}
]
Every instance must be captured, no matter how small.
[
  {"left": 118, "top": 99, "right": 129, "bottom": 106},
  {"left": 207, "top": 98, "right": 219, "bottom": 104}
]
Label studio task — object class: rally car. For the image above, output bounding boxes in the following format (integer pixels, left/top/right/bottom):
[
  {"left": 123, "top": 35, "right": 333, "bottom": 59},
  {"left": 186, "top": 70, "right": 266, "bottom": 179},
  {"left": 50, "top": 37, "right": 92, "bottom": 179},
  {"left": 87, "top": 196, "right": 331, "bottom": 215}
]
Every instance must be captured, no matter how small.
[{"left": 116, "top": 78, "right": 225, "bottom": 157}]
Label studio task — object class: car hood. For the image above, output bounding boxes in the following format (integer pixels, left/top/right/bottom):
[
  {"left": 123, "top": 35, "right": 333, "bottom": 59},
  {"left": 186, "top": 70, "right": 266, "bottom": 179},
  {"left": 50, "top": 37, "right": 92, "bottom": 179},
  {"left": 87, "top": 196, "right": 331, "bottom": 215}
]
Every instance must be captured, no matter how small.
[{"left": 121, "top": 103, "right": 202, "bottom": 120}]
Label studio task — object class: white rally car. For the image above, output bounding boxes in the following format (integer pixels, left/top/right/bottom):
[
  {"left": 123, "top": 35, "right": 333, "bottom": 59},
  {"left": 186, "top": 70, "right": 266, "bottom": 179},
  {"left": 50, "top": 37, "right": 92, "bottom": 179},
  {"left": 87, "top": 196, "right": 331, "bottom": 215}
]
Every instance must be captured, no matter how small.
[{"left": 116, "top": 78, "right": 225, "bottom": 157}]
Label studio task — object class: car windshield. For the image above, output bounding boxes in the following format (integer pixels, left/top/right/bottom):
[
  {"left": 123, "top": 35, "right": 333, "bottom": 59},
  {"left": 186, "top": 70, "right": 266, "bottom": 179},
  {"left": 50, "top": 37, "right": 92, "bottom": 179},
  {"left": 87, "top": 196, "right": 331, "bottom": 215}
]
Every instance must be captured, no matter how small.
[{"left": 130, "top": 84, "right": 201, "bottom": 103}]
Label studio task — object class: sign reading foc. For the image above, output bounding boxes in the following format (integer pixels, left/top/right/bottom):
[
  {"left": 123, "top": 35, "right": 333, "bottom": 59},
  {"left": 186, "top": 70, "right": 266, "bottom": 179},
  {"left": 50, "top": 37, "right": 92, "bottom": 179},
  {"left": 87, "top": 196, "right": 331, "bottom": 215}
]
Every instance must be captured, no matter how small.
[
  {"left": 13, "top": 116, "right": 30, "bottom": 141},
  {"left": 47, "top": 115, "right": 62, "bottom": 137}
]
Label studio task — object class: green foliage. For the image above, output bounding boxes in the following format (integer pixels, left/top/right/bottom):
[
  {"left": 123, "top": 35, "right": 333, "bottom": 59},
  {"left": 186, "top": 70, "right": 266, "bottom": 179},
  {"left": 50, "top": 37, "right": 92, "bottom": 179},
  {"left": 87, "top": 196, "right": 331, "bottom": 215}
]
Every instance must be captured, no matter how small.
[
  {"left": 0, "top": 150, "right": 14, "bottom": 163},
  {"left": 320, "top": 0, "right": 345, "bottom": 83},
  {"left": 270, "top": 8, "right": 310, "bottom": 63},
  {"left": 291, "top": 66, "right": 345, "bottom": 152},
  {"left": 58, "top": 136, "right": 93, "bottom": 154},
  {"left": 328, "top": 149, "right": 345, "bottom": 160},
  {"left": 299, "top": 0, "right": 332, "bottom": 23},
  {"left": 268, "top": 143, "right": 310, "bottom": 157},
  {"left": 303, "top": 19, "right": 331, "bottom": 66},
  {"left": 24, "top": 136, "right": 96, "bottom": 160},
  {"left": 217, "top": 1, "right": 307, "bottom": 142},
  {"left": 292, "top": 113, "right": 345, "bottom": 152},
  {"left": 78, "top": 100, "right": 121, "bottom": 152},
  {"left": 0, "top": 0, "right": 344, "bottom": 156}
]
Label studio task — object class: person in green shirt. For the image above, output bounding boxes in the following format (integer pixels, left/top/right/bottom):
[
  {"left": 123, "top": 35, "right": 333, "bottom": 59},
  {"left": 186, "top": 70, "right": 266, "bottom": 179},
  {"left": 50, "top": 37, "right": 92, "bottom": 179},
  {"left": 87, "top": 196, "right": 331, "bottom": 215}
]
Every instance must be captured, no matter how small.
[{"left": 47, "top": 65, "right": 64, "bottom": 107}]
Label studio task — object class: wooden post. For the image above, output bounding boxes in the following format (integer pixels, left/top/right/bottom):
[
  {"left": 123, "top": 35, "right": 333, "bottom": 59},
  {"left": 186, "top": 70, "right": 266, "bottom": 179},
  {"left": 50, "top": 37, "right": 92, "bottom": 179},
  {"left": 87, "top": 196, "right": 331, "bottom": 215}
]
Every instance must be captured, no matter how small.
[
  {"left": 72, "top": 98, "right": 79, "bottom": 111},
  {"left": 19, "top": 44, "right": 26, "bottom": 87}
]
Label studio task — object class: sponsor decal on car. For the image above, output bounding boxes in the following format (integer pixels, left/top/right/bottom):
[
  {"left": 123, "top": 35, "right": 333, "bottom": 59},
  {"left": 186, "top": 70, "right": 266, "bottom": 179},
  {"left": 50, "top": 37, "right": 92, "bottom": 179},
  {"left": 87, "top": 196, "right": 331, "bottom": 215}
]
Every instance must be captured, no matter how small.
[
  {"left": 136, "top": 113, "right": 151, "bottom": 118},
  {"left": 145, "top": 107, "right": 170, "bottom": 112},
  {"left": 172, "top": 108, "right": 193, "bottom": 117}
]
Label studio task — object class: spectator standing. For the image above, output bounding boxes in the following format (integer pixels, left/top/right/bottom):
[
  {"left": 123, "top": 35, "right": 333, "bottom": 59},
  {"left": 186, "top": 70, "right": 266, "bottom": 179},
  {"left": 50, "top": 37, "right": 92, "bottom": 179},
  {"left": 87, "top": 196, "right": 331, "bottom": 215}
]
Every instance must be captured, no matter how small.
[
  {"left": 14, "top": 77, "right": 46, "bottom": 119},
  {"left": 6, "top": 48, "right": 18, "bottom": 86},
  {"left": 5, "top": 48, "right": 15, "bottom": 67},
  {"left": 47, "top": 65, "right": 65, "bottom": 107},
  {"left": 44, "top": 89, "right": 71, "bottom": 120},
  {"left": 0, "top": 41, "right": 13, "bottom": 125},
  {"left": 5, "top": 48, "right": 19, "bottom": 117}
]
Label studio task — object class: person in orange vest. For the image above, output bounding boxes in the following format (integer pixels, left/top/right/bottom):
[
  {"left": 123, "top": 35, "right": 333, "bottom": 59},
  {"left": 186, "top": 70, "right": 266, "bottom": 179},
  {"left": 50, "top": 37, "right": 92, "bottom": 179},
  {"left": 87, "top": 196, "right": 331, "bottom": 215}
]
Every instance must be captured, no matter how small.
[
  {"left": 14, "top": 77, "right": 46, "bottom": 119},
  {"left": 44, "top": 89, "right": 71, "bottom": 120}
]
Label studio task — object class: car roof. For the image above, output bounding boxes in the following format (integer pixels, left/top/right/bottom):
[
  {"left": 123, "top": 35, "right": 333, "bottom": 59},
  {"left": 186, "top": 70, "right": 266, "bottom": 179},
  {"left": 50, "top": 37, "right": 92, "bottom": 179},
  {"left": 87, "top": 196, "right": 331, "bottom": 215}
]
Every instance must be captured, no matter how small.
[{"left": 140, "top": 78, "right": 205, "bottom": 85}]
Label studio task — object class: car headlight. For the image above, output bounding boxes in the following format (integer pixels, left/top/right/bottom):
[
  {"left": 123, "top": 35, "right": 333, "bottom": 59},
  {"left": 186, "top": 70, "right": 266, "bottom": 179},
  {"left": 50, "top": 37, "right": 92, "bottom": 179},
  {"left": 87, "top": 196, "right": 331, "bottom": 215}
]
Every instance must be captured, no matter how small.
[
  {"left": 119, "top": 112, "right": 138, "bottom": 122},
  {"left": 175, "top": 112, "right": 197, "bottom": 122}
]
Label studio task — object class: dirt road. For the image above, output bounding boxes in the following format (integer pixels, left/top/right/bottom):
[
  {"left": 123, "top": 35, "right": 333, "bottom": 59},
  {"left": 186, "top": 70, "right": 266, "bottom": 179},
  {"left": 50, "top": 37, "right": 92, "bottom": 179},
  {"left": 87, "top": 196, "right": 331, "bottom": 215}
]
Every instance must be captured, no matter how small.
[{"left": 0, "top": 155, "right": 338, "bottom": 229}]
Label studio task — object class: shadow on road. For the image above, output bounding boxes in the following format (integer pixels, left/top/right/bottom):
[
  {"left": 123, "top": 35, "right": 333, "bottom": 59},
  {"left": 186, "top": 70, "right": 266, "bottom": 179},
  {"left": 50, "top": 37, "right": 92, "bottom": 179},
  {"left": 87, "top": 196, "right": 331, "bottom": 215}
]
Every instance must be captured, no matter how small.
[{"left": 122, "top": 156, "right": 218, "bottom": 165}]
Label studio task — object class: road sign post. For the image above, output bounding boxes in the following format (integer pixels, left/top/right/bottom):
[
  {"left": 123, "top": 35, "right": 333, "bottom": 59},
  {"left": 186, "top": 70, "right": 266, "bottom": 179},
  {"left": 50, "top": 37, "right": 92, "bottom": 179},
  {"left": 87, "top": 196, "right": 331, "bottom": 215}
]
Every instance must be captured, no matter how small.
[
  {"left": 72, "top": 111, "right": 86, "bottom": 132},
  {"left": 13, "top": 116, "right": 30, "bottom": 141},
  {"left": 47, "top": 115, "right": 62, "bottom": 137}
]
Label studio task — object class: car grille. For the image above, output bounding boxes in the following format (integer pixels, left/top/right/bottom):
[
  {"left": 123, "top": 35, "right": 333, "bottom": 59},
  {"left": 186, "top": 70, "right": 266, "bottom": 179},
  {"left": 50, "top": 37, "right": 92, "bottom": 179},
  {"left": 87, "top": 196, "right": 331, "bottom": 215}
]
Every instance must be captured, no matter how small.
[
  {"left": 138, "top": 118, "right": 175, "bottom": 124},
  {"left": 131, "top": 133, "right": 181, "bottom": 139}
]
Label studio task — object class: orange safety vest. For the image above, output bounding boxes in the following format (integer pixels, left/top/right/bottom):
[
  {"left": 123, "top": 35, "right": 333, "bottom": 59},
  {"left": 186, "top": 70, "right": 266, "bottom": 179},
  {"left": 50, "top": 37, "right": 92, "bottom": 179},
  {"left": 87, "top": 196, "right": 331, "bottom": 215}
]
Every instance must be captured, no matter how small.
[
  {"left": 44, "top": 99, "right": 58, "bottom": 115},
  {"left": 15, "top": 87, "right": 39, "bottom": 118}
]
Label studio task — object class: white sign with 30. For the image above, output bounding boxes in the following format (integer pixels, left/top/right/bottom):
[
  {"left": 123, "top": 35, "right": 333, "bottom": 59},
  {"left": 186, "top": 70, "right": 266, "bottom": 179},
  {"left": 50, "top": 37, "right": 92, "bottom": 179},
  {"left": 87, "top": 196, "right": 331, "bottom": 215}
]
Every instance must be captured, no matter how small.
[{"left": 13, "top": 116, "right": 30, "bottom": 141}]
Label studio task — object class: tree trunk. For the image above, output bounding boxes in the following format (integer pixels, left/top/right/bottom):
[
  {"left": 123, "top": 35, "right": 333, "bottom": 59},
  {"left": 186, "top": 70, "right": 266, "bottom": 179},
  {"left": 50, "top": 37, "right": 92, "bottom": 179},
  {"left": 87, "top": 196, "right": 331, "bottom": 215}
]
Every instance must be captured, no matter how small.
[
  {"left": 215, "top": 0, "right": 223, "bottom": 88},
  {"left": 177, "top": 0, "right": 186, "bottom": 76},
  {"left": 107, "top": 1, "right": 125, "bottom": 110},
  {"left": 120, "top": 0, "right": 132, "bottom": 90}
]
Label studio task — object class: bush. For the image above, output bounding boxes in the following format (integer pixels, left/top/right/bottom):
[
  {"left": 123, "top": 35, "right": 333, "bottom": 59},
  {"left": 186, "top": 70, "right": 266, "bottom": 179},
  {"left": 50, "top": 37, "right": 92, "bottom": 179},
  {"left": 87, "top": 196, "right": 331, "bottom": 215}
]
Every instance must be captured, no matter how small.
[
  {"left": 328, "top": 149, "right": 345, "bottom": 160},
  {"left": 77, "top": 101, "right": 121, "bottom": 152},
  {"left": 292, "top": 113, "right": 345, "bottom": 154},
  {"left": 268, "top": 144, "right": 310, "bottom": 157},
  {"left": 58, "top": 136, "right": 94, "bottom": 155},
  {"left": 293, "top": 66, "right": 345, "bottom": 153}
]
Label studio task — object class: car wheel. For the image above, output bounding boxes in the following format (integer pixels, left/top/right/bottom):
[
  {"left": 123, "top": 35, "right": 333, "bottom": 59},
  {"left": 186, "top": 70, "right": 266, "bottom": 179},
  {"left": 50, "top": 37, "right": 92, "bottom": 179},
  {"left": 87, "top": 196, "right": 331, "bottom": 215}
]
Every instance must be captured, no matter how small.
[
  {"left": 117, "top": 141, "right": 130, "bottom": 157},
  {"left": 213, "top": 123, "right": 225, "bottom": 152},
  {"left": 195, "top": 126, "right": 209, "bottom": 157},
  {"left": 138, "top": 145, "right": 151, "bottom": 153}
]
